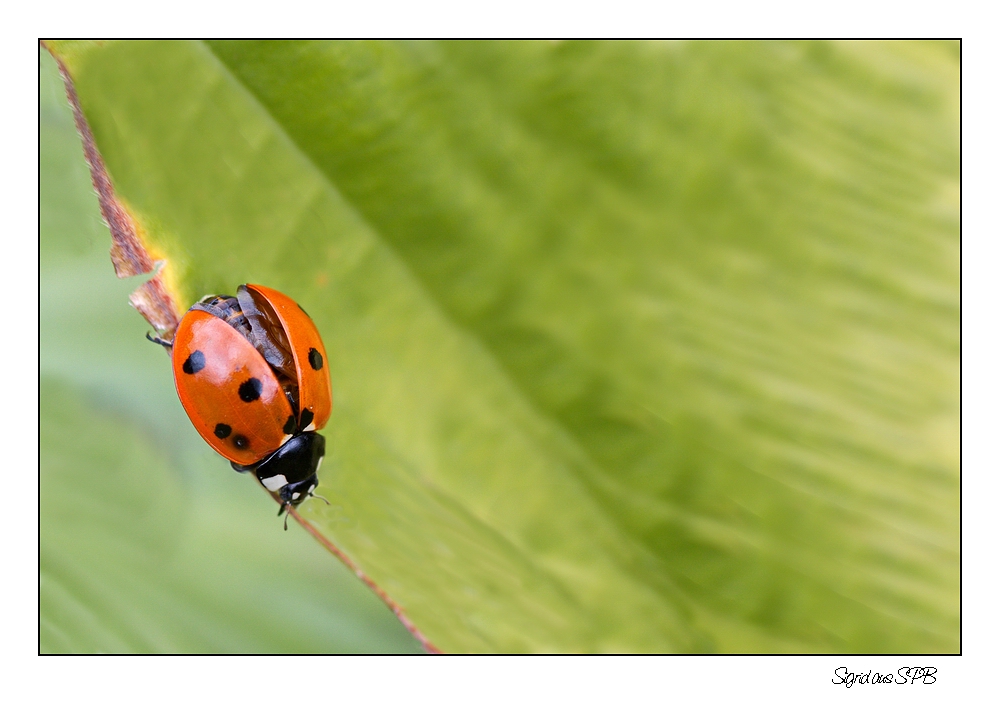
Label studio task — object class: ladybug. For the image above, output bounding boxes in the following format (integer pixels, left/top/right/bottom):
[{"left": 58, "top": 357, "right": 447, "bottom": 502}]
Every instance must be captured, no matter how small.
[{"left": 149, "top": 284, "right": 332, "bottom": 527}]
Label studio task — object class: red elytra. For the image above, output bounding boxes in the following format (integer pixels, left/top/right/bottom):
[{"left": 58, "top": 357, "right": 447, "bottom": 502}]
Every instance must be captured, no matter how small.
[
  {"left": 172, "top": 308, "right": 292, "bottom": 465},
  {"left": 245, "top": 284, "right": 332, "bottom": 434},
  {"left": 164, "top": 284, "right": 331, "bottom": 517}
]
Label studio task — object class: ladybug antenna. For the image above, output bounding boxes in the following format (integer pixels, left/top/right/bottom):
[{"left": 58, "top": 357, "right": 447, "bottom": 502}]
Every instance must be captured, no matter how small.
[{"left": 310, "top": 491, "right": 331, "bottom": 506}]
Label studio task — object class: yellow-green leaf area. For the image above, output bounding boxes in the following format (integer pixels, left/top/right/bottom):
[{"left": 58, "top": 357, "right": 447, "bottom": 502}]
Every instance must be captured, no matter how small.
[{"left": 43, "top": 40, "right": 959, "bottom": 652}]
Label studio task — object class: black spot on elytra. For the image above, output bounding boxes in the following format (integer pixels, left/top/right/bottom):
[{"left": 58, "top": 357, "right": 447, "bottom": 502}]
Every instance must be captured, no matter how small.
[
  {"left": 238, "top": 377, "right": 263, "bottom": 402},
  {"left": 308, "top": 347, "right": 324, "bottom": 370},
  {"left": 233, "top": 434, "right": 249, "bottom": 449},
  {"left": 182, "top": 350, "right": 205, "bottom": 374},
  {"left": 214, "top": 423, "right": 232, "bottom": 439},
  {"left": 300, "top": 408, "right": 314, "bottom": 429},
  {"left": 283, "top": 415, "right": 297, "bottom": 435}
]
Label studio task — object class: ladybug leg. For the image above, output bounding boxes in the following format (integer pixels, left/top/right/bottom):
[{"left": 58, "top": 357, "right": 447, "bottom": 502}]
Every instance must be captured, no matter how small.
[
  {"left": 230, "top": 460, "right": 253, "bottom": 474},
  {"left": 145, "top": 331, "right": 173, "bottom": 349},
  {"left": 278, "top": 502, "right": 292, "bottom": 530}
]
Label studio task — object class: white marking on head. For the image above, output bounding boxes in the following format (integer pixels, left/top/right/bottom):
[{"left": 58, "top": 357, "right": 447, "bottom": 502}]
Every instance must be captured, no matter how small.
[
  {"left": 261, "top": 474, "right": 288, "bottom": 491},
  {"left": 279, "top": 434, "right": 292, "bottom": 446},
  {"left": 304, "top": 422, "right": 316, "bottom": 432},
  {"left": 292, "top": 492, "right": 301, "bottom": 500},
  {"left": 315, "top": 457, "right": 324, "bottom": 474}
]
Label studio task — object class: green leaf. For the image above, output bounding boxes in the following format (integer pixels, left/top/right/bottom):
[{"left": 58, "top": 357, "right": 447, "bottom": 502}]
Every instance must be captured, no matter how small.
[{"left": 42, "top": 40, "right": 959, "bottom": 652}]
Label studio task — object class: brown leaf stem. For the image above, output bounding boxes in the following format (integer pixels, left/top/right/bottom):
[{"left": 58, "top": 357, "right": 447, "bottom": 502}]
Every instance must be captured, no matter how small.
[
  {"left": 280, "top": 494, "right": 443, "bottom": 654},
  {"left": 43, "top": 41, "right": 181, "bottom": 341}
]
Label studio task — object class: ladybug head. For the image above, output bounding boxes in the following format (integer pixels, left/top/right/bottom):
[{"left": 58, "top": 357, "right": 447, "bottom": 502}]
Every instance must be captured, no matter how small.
[{"left": 232, "top": 432, "right": 326, "bottom": 525}]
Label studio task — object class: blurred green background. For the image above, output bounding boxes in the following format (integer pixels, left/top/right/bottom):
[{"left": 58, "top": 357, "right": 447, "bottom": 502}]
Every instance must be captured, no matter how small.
[{"left": 40, "top": 41, "right": 959, "bottom": 653}]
